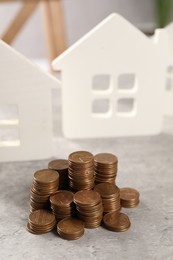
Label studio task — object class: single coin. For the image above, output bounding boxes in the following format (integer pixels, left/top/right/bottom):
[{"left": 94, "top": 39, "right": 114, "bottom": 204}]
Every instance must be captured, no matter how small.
[
  {"left": 48, "top": 159, "right": 69, "bottom": 171},
  {"left": 74, "top": 190, "right": 101, "bottom": 206},
  {"left": 34, "top": 169, "right": 59, "bottom": 184},
  {"left": 57, "top": 218, "right": 85, "bottom": 237},
  {"left": 94, "top": 183, "right": 119, "bottom": 198},
  {"left": 103, "top": 212, "right": 131, "bottom": 232},
  {"left": 94, "top": 153, "right": 118, "bottom": 165},
  {"left": 29, "top": 209, "right": 55, "bottom": 226},
  {"left": 50, "top": 190, "right": 74, "bottom": 206},
  {"left": 120, "top": 187, "right": 140, "bottom": 201},
  {"left": 68, "top": 151, "right": 93, "bottom": 164}
]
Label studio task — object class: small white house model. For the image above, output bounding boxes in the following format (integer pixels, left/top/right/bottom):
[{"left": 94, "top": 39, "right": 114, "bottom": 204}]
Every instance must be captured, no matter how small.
[
  {"left": 52, "top": 13, "right": 166, "bottom": 139},
  {"left": 156, "top": 22, "right": 173, "bottom": 116},
  {"left": 0, "top": 40, "right": 58, "bottom": 162}
]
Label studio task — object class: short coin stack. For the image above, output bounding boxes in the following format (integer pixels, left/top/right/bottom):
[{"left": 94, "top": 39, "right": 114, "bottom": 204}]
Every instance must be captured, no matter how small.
[
  {"left": 94, "top": 183, "right": 121, "bottom": 213},
  {"left": 27, "top": 209, "right": 56, "bottom": 234},
  {"left": 74, "top": 190, "right": 103, "bottom": 228},
  {"left": 68, "top": 151, "right": 95, "bottom": 191},
  {"left": 94, "top": 153, "right": 118, "bottom": 184},
  {"left": 57, "top": 218, "right": 85, "bottom": 240},
  {"left": 120, "top": 187, "right": 140, "bottom": 208},
  {"left": 50, "top": 190, "right": 75, "bottom": 221},
  {"left": 48, "top": 159, "right": 69, "bottom": 190},
  {"left": 103, "top": 212, "right": 131, "bottom": 232},
  {"left": 29, "top": 169, "right": 59, "bottom": 212}
]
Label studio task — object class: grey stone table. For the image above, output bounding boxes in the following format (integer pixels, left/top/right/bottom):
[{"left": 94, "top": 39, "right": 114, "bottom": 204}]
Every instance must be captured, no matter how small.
[{"left": 0, "top": 116, "right": 173, "bottom": 260}]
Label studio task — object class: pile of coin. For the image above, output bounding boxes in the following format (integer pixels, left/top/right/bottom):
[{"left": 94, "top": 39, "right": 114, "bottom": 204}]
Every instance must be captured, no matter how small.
[
  {"left": 94, "top": 183, "right": 121, "bottom": 213},
  {"left": 74, "top": 190, "right": 103, "bottom": 228},
  {"left": 68, "top": 151, "right": 95, "bottom": 191},
  {"left": 48, "top": 159, "right": 69, "bottom": 190},
  {"left": 50, "top": 190, "right": 75, "bottom": 221},
  {"left": 120, "top": 187, "right": 140, "bottom": 208},
  {"left": 57, "top": 218, "right": 85, "bottom": 240},
  {"left": 94, "top": 153, "right": 118, "bottom": 184},
  {"left": 29, "top": 169, "right": 59, "bottom": 212},
  {"left": 27, "top": 209, "right": 56, "bottom": 234},
  {"left": 103, "top": 212, "right": 131, "bottom": 232}
]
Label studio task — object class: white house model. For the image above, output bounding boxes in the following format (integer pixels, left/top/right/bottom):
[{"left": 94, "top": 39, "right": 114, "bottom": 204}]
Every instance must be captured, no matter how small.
[
  {"left": 0, "top": 40, "right": 58, "bottom": 162},
  {"left": 52, "top": 13, "right": 166, "bottom": 139},
  {"left": 156, "top": 22, "right": 173, "bottom": 116}
]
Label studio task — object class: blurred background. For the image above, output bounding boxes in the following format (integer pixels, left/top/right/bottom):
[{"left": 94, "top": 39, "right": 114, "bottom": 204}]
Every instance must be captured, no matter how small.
[{"left": 1, "top": 0, "right": 172, "bottom": 60}]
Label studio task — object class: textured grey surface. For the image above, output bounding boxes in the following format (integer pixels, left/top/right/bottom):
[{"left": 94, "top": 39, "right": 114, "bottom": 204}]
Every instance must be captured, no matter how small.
[{"left": 0, "top": 117, "right": 173, "bottom": 260}]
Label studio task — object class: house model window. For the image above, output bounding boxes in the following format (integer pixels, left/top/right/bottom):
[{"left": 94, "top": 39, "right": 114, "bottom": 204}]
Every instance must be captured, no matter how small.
[
  {"left": 0, "top": 105, "right": 20, "bottom": 147},
  {"left": 166, "top": 66, "right": 173, "bottom": 91}
]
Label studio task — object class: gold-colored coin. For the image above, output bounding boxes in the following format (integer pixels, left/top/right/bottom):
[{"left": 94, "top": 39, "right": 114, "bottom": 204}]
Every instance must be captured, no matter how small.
[
  {"left": 103, "top": 212, "right": 131, "bottom": 232},
  {"left": 57, "top": 218, "right": 85, "bottom": 240},
  {"left": 34, "top": 169, "right": 59, "bottom": 184},
  {"left": 120, "top": 187, "right": 140, "bottom": 208}
]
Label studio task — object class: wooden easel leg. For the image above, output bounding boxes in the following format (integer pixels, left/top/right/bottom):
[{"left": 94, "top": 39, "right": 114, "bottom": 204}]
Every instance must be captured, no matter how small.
[
  {"left": 1, "top": 0, "right": 41, "bottom": 44},
  {"left": 42, "top": 0, "right": 66, "bottom": 63}
]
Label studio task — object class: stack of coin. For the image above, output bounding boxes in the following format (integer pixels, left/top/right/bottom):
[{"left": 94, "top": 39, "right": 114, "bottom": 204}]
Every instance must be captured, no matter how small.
[
  {"left": 48, "top": 159, "right": 69, "bottom": 189},
  {"left": 103, "top": 212, "right": 131, "bottom": 232},
  {"left": 30, "top": 169, "right": 59, "bottom": 212},
  {"left": 57, "top": 218, "right": 85, "bottom": 240},
  {"left": 27, "top": 209, "right": 56, "bottom": 234},
  {"left": 68, "top": 151, "right": 95, "bottom": 191},
  {"left": 50, "top": 190, "right": 75, "bottom": 221},
  {"left": 94, "top": 183, "right": 121, "bottom": 213},
  {"left": 120, "top": 187, "right": 140, "bottom": 208},
  {"left": 74, "top": 190, "right": 103, "bottom": 228},
  {"left": 94, "top": 153, "right": 118, "bottom": 184}
]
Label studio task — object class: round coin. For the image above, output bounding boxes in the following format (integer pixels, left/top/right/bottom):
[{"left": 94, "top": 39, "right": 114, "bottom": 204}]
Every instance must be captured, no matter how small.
[
  {"left": 103, "top": 212, "right": 131, "bottom": 232},
  {"left": 68, "top": 151, "right": 93, "bottom": 164},
  {"left": 29, "top": 209, "right": 56, "bottom": 226},
  {"left": 57, "top": 218, "right": 85, "bottom": 239},
  {"left": 34, "top": 169, "right": 59, "bottom": 184},
  {"left": 50, "top": 190, "right": 74, "bottom": 206},
  {"left": 74, "top": 190, "right": 101, "bottom": 207},
  {"left": 120, "top": 187, "right": 140, "bottom": 201},
  {"left": 94, "top": 153, "right": 118, "bottom": 165},
  {"left": 48, "top": 159, "right": 69, "bottom": 171}
]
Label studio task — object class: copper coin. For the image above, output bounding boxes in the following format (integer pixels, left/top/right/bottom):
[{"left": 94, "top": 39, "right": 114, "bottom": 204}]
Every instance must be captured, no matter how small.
[
  {"left": 120, "top": 187, "right": 140, "bottom": 202},
  {"left": 68, "top": 151, "right": 93, "bottom": 164},
  {"left": 57, "top": 218, "right": 85, "bottom": 236},
  {"left": 48, "top": 159, "right": 69, "bottom": 171},
  {"left": 34, "top": 169, "right": 59, "bottom": 184},
  {"left": 103, "top": 212, "right": 131, "bottom": 232},
  {"left": 29, "top": 209, "right": 55, "bottom": 226},
  {"left": 94, "top": 183, "right": 119, "bottom": 198},
  {"left": 94, "top": 153, "right": 118, "bottom": 165},
  {"left": 74, "top": 190, "right": 101, "bottom": 207},
  {"left": 50, "top": 190, "right": 74, "bottom": 206}
]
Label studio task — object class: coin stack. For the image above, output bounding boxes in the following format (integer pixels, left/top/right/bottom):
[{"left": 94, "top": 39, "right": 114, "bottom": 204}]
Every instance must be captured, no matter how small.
[
  {"left": 48, "top": 159, "right": 69, "bottom": 190},
  {"left": 29, "top": 169, "right": 59, "bottom": 212},
  {"left": 50, "top": 190, "right": 75, "bottom": 221},
  {"left": 27, "top": 209, "right": 56, "bottom": 234},
  {"left": 103, "top": 212, "right": 131, "bottom": 232},
  {"left": 94, "top": 153, "right": 118, "bottom": 184},
  {"left": 94, "top": 183, "right": 121, "bottom": 213},
  {"left": 68, "top": 151, "right": 95, "bottom": 191},
  {"left": 74, "top": 190, "right": 103, "bottom": 228},
  {"left": 57, "top": 218, "right": 85, "bottom": 240},
  {"left": 120, "top": 187, "right": 140, "bottom": 208}
]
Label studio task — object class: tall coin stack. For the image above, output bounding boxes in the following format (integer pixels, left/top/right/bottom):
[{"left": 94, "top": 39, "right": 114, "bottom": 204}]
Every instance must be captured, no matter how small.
[
  {"left": 94, "top": 183, "right": 121, "bottom": 213},
  {"left": 48, "top": 159, "right": 69, "bottom": 190},
  {"left": 74, "top": 190, "right": 103, "bottom": 228},
  {"left": 50, "top": 190, "right": 75, "bottom": 221},
  {"left": 29, "top": 169, "right": 59, "bottom": 212},
  {"left": 94, "top": 153, "right": 118, "bottom": 184},
  {"left": 68, "top": 151, "right": 95, "bottom": 191}
]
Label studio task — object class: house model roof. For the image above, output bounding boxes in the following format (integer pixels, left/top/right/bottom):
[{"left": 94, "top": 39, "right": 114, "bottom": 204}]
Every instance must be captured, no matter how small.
[
  {"left": 52, "top": 13, "right": 158, "bottom": 70},
  {"left": 0, "top": 40, "right": 58, "bottom": 91}
]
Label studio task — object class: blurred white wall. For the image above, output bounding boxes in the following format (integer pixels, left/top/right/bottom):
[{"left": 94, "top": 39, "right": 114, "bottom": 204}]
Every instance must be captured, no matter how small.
[{"left": 0, "top": 0, "right": 156, "bottom": 59}]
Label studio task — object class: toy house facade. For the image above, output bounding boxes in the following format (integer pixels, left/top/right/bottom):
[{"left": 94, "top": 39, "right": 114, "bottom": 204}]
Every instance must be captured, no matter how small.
[
  {"left": 0, "top": 40, "right": 58, "bottom": 162},
  {"left": 52, "top": 14, "right": 165, "bottom": 139},
  {"left": 156, "top": 23, "right": 173, "bottom": 116}
]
